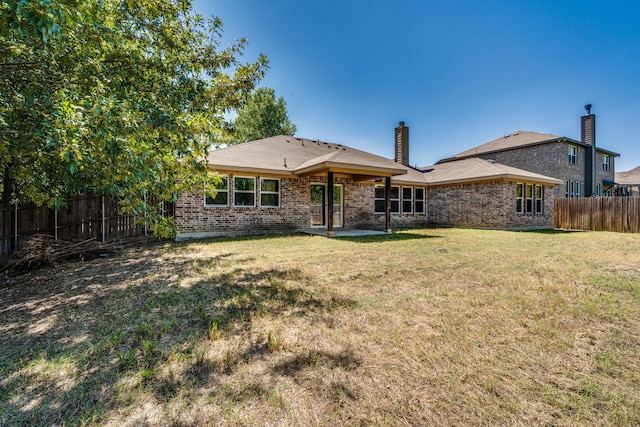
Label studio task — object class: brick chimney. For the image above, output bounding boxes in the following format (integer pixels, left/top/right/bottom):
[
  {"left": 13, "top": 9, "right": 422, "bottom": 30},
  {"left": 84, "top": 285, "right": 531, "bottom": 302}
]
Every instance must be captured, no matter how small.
[
  {"left": 581, "top": 104, "right": 596, "bottom": 196},
  {"left": 394, "top": 121, "right": 409, "bottom": 166}
]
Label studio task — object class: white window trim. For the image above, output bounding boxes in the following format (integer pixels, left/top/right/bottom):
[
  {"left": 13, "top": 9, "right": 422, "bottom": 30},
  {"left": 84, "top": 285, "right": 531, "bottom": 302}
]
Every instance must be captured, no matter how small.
[
  {"left": 526, "top": 184, "right": 534, "bottom": 214},
  {"left": 260, "top": 178, "right": 281, "bottom": 208},
  {"left": 374, "top": 185, "right": 386, "bottom": 215},
  {"left": 204, "top": 175, "right": 229, "bottom": 207},
  {"left": 414, "top": 188, "right": 425, "bottom": 214},
  {"left": 516, "top": 183, "right": 524, "bottom": 214},
  {"left": 233, "top": 176, "right": 256, "bottom": 208},
  {"left": 603, "top": 155, "right": 610, "bottom": 171},
  {"left": 568, "top": 145, "right": 577, "bottom": 164},
  {"left": 401, "top": 187, "right": 413, "bottom": 214},
  {"left": 535, "top": 185, "right": 543, "bottom": 214}
]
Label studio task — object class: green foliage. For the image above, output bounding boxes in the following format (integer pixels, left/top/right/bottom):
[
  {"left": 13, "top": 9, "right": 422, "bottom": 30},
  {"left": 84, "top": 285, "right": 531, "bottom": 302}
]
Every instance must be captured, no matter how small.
[
  {"left": 0, "top": 0, "right": 267, "bottom": 235},
  {"left": 232, "top": 87, "right": 297, "bottom": 143}
]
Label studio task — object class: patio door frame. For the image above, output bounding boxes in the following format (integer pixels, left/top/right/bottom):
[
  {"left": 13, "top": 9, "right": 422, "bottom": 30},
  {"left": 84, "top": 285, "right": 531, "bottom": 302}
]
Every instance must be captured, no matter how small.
[{"left": 310, "top": 182, "right": 343, "bottom": 229}]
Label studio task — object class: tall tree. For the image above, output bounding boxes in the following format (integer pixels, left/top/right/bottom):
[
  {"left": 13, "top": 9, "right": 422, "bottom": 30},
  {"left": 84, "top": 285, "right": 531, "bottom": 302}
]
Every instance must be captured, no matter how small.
[
  {"left": 232, "top": 87, "right": 296, "bottom": 143},
  {"left": 0, "top": 0, "right": 267, "bottom": 236}
]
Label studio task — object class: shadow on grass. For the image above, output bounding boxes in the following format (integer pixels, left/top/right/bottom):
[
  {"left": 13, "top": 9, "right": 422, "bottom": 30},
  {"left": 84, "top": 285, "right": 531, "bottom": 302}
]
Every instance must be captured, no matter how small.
[
  {"left": 334, "top": 232, "right": 442, "bottom": 243},
  {"left": 0, "top": 247, "right": 355, "bottom": 426}
]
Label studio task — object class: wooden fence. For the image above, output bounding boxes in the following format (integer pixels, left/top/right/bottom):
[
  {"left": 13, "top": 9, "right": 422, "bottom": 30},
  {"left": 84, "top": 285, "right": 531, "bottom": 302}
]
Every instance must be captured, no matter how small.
[
  {"left": 554, "top": 196, "right": 640, "bottom": 233},
  {"left": 0, "top": 194, "right": 174, "bottom": 260}
]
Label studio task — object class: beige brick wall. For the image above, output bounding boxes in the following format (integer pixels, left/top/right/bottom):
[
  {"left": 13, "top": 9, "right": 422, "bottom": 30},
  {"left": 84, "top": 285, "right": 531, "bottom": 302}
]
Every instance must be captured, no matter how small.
[
  {"left": 427, "top": 181, "right": 555, "bottom": 229},
  {"left": 176, "top": 175, "right": 554, "bottom": 236},
  {"left": 478, "top": 141, "right": 584, "bottom": 199},
  {"left": 175, "top": 174, "right": 428, "bottom": 236}
]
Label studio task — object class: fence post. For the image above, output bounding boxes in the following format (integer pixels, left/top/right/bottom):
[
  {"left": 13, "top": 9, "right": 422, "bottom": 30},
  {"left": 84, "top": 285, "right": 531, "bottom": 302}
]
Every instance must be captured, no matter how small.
[
  {"left": 54, "top": 209, "right": 58, "bottom": 240},
  {"left": 14, "top": 204, "right": 18, "bottom": 249},
  {"left": 144, "top": 192, "right": 148, "bottom": 237},
  {"left": 101, "top": 195, "right": 106, "bottom": 244}
]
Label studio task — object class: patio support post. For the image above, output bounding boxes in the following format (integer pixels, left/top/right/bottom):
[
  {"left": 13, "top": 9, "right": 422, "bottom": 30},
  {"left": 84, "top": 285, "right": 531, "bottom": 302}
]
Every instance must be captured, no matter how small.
[
  {"left": 327, "top": 172, "right": 334, "bottom": 236},
  {"left": 385, "top": 176, "right": 392, "bottom": 233}
]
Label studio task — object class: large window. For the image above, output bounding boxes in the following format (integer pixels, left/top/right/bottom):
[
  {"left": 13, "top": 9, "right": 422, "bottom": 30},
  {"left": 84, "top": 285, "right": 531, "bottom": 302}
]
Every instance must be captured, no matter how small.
[
  {"left": 205, "top": 176, "right": 228, "bottom": 207},
  {"left": 402, "top": 187, "right": 413, "bottom": 214},
  {"left": 603, "top": 154, "right": 610, "bottom": 171},
  {"left": 376, "top": 185, "right": 424, "bottom": 215},
  {"left": 517, "top": 183, "right": 544, "bottom": 214},
  {"left": 234, "top": 177, "right": 255, "bottom": 207},
  {"left": 260, "top": 178, "right": 280, "bottom": 207},
  {"left": 414, "top": 188, "right": 425, "bottom": 214}
]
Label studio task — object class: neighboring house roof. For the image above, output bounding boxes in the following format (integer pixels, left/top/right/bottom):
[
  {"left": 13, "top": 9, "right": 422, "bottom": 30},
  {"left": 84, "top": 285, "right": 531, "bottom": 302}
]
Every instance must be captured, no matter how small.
[
  {"left": 414, "top": 158, "right": 562, "bottom": 186},
  {"left": 437, "top": 130, "right": 619, "bottom": 163},
  {"left": 207, "top": 136, "right": 562, "bottom": 187},
  {"left": 615, "top": 166, "right": 640, "bottom": 185}
]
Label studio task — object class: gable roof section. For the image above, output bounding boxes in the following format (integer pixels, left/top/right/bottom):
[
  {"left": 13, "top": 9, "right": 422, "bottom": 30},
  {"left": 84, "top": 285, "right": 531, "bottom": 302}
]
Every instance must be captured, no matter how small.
[
  {"left": 438, "top": 130, "right": 619, "bottom": 163},
  {"left": 206, "top": 135, "right": 408, "bottom": 179},
  {"left": 415, "top": 158, "right": 563, "bottom": 186},
  {"left": 615, "top": 166, "right": 640, "bottom": 185}
]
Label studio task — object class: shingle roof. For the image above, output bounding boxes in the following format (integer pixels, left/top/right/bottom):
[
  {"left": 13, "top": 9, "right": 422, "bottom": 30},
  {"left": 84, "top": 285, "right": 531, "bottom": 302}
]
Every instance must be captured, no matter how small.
[
  {"left": 615, "top": 166, "right": 640, "bottom": 185},
  {"left": 207, "top": 135, "right": 562, "bottom": 187},
  {"left": 415, "top": 158, "right": 562, "bottom": 186},
  {"left": 438, "top": 130, "right": 619, "bottom": 163},
  {"left": 206, "top": 136, "right": 408, "bottom": 177}
]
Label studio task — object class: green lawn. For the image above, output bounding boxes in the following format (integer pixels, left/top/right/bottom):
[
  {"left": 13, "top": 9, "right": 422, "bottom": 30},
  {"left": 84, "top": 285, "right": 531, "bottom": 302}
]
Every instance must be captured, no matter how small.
[{"left": 1, "top": 228, "right": 640, "bottom": 426}]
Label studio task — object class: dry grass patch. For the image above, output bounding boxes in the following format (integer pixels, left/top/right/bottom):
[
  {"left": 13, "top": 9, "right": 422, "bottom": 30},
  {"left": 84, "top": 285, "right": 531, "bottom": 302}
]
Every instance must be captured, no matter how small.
[{"left": 1, "top": 229, "right": 640, "bottom": 426}]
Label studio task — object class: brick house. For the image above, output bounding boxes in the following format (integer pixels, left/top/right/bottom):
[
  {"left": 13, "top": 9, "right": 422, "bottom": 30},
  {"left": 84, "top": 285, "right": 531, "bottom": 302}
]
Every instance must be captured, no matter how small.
[
  {"left": 615, "top": 166, "right": 640, "bottom": 196},
  {"left": 436, "top": 108, "right": 619, "bottom": 199},
  {"left": 175, "top": 123, "right": 561, "bottom": 239}
]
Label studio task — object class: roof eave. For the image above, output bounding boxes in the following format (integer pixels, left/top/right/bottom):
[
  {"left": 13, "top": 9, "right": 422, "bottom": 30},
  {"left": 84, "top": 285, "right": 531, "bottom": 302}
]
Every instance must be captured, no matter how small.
[
  {"left": 427, "top": 174, "right": 562, "bottom": 186},
  {"left": 210, "top": 165, "right": 294, "bottom": 176},
  {"left": 293, "top": 161, "right": 408, "bottom": 177}
]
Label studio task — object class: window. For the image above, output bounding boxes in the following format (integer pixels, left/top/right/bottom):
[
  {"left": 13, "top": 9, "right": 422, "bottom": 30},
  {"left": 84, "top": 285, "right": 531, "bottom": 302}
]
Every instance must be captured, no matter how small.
[
  {"left": 568, "top": 145, "right": 577, "bottom": 164},
  {"left": 526, "top": 184, "right": 534, "bottom": 213},
  {"left": 517, "top": 183, "right": 544, "bottom": 214},
  {"left": 414, "top": 188, "right": 425, "bottom": 214},
  {"left": 375, "top": 185, "right": 420, "bottom": 215},
  {"left": 603, "top": 155, "right": 610, "bottom": 171},
  {"left": 402, "top": 187, "right": 413, "bottom": 214},
  {"left": 575, "top": 181, "right": 582, "bottom": 198},
  {"left": 565, "top": 181, "right": 570, "bottom": 198},
  {"left": 516, "top": 183, "right": 524, "bottom": 213},
  {"left": 234, "top": 177, "right": 255, "bottom": 207},
  {"left": 390, "top": 186, "right": 400, "bottom": 214},
  {"left": 205, "top": 176, "right": 228, "bottom": 207},
  {"left": 374, "top": 186, "right": 386, "bottom": 214},
  {"left": 596, "top": 184, "right": 601, "bottom": 196},
  {"left": 260, "top": 178, "right": 280, "bottom": 207},
  {"left": 535, "top": 186, "right": 543, "bottom": 214}
]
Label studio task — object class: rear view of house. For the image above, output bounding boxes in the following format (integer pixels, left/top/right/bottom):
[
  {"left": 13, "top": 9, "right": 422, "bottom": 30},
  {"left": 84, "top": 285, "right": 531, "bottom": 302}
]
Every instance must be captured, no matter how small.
[{"left": 174, "top": 123, "right": 561, "bottom": 239}]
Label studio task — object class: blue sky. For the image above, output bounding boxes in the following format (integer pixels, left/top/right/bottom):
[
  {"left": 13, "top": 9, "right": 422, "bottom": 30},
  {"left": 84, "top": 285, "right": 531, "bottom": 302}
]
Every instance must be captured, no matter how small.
[{"left": 193, "top": 0, "right": 640, "bottom": 171}]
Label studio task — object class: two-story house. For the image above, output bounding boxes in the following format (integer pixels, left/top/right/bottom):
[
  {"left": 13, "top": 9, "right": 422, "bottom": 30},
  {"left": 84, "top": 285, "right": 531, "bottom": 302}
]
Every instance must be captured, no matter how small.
[{"left": 436, "top": 106, "right": 619, "bottom": 198}]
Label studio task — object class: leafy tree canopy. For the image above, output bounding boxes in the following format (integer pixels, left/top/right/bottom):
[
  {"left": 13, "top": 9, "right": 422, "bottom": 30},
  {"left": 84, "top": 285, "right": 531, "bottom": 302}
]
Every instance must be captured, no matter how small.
[
  {"left": 0, "top": 0, "right": 267, "bottom": 236},
  {"left": 232, "top": 87, "right": 296, "bottom": 143}
]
